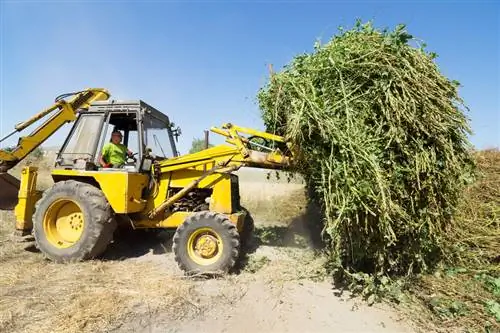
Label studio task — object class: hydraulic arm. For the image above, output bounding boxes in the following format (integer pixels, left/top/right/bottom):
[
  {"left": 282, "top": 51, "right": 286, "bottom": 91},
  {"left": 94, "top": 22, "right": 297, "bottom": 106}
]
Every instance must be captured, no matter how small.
[
  {"left": 0, "top": 88, "right": 110, "bottom": 211},
  {"left": 156, "top": 123, "right": 293, "bottom": 173},
  {"left": 147, "top": 123, "right": 294, "bottom": 218},
  {"left": 0, "top": 88, "right": 110, "bottom": 172}
]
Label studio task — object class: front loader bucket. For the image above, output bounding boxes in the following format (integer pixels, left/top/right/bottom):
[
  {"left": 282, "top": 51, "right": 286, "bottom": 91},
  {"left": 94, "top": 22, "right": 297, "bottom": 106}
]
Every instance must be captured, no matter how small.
[{"left": 0, "top": 173, "right": 20, "bottom": 210}]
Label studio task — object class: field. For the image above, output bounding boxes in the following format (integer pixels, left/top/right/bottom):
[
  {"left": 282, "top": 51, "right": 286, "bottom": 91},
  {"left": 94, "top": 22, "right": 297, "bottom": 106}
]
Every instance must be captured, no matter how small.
[
  {"left": 1, "top": 151, "right": 498, "bottom": 332},
  {"left": 0, "top": 162, "right": 415, "bottom": 333}
]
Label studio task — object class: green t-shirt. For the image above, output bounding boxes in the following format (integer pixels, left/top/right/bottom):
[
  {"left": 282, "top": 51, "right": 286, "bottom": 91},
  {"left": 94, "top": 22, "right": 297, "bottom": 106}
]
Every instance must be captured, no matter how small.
[{"left": 102, "top": 142, "right": 128, "bottom": 166}]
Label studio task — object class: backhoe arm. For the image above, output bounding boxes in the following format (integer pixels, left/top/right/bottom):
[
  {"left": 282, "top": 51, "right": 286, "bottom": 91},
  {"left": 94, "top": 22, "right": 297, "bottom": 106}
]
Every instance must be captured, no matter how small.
[{"left": 0, "top": 88, "right": 110, "bottom": 172}]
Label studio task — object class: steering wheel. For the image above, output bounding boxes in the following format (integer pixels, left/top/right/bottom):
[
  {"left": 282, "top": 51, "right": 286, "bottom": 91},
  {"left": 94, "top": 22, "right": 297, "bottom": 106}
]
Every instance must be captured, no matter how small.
[{"left": 126, "top": 152, "right": 138, "bottom": 163}]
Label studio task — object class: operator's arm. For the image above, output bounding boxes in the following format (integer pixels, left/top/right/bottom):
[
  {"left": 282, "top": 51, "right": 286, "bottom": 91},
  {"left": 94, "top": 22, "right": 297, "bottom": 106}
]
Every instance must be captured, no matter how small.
[
  {"left": 100, "top": 144, "right": 111, "bottom": 167},
  {"left": 99, "top": 155, "right": 108, "bottom": 168}
]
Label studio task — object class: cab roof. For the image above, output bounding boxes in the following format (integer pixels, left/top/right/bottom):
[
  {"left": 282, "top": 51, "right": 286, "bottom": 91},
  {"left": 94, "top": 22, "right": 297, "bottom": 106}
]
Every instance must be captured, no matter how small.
[{"left": 86, "top": 100, "right": 171, "bottom": 125}]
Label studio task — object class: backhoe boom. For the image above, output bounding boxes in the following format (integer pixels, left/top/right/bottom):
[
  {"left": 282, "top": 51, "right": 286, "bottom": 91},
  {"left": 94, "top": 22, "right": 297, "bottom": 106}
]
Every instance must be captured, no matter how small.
[
  {"left": 0, "top": 88, "right": 109, "bottom": 211},
  {"left": 0, "top": 88, "right": 110, "bottom": 172}
]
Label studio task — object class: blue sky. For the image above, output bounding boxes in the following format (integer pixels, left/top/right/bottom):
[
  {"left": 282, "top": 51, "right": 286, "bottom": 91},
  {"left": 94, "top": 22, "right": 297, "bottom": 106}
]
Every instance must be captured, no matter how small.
[{"left": 1, "top": 0, "right": 499, "bottom": 154}]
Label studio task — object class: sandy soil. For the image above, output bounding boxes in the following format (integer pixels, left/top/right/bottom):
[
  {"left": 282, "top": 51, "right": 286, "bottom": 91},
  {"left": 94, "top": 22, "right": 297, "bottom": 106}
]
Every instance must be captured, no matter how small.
[{"left": 118, "top": 245, "right": 415, "bottom": 333}]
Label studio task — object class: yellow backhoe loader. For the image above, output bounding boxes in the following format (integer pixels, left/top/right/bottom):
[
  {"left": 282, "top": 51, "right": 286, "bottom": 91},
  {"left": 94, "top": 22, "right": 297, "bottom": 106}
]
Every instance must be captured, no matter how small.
[{"left": 0, "top": 88, "right": 294, "bottom": 274}]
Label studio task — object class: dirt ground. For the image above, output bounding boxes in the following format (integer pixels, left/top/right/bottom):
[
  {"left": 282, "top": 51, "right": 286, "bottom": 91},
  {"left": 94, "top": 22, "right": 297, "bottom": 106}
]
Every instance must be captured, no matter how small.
[{"left": 0, "top": 169, "right": 416, "bottom": 333}]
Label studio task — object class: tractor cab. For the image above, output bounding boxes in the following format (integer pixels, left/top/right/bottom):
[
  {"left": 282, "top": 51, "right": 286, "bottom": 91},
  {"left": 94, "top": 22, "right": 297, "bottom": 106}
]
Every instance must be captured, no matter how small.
[{"left": 55, "top": 100, "right": 179, "bottom": 172}]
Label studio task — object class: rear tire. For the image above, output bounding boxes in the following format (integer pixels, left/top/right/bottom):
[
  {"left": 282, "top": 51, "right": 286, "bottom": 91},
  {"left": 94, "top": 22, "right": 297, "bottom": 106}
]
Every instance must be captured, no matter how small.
[
  {"left": 33, "top": 180, "right": 116, "bottom": 262},
  {"left": 173, "top": 211, "right": 239, "bottom": 275}
]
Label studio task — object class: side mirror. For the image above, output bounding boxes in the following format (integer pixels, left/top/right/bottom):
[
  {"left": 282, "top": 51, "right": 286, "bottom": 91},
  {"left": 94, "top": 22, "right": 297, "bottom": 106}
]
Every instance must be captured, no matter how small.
[{"left": 170, "top": 122, "right": 182, "bottom": 143}]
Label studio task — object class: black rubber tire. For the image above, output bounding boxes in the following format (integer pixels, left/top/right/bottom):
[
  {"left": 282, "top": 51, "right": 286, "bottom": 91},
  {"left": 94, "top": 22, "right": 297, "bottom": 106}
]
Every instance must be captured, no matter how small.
[
  {"left": 33, "top": 180, "right": 116, "bottom": 263},
  {"left": 172, "top": 211, "right": 240, "bottom": 275}
]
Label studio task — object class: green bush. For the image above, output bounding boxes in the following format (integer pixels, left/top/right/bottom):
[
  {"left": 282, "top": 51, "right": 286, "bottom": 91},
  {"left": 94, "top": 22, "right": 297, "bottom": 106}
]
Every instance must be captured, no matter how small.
[
  {"left": 189, "top": 138, "right": 213, "bottom": 154},
  {"left": 31, "top": 147, "right": 44, "bottom": 159}
]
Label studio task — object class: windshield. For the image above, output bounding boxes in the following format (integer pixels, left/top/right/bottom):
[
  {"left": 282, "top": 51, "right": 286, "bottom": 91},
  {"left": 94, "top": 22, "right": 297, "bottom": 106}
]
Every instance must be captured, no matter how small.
[
  {"left": 144, "top": 116, "right": 175, "bottom": 158},
  {"left": 59, "top": 114, "right": 103, "bottom": 165}
]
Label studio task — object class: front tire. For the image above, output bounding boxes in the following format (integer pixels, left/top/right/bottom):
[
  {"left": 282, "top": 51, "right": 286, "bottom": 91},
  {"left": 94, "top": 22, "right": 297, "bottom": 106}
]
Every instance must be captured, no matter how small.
[
  {"left": 33, "top": 180, "right": 116, "bottom": 262},
  {"left": 172, "top": 211, "right": 240, "bottom": 275}
]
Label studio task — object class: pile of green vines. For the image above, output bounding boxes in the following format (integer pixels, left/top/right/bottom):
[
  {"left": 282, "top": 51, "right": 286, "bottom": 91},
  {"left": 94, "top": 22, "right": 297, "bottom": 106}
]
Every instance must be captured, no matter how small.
[{"left": 258, "top": 21, "right": 474, "bottom": 279}]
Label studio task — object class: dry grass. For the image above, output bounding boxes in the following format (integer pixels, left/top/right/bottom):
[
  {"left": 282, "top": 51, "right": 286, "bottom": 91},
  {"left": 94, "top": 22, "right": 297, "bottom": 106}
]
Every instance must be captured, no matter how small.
[
  {"left": 0, "top": 262, "right": 196, "bottom": 333},
  {"left": 0, "top": 208, "right": 202, "bottom": 333},
  {"left": 8, "top": 154, "right": 54, "bottom": 190},
  {"left": 239, "top": 181, "right": 306, "bottom": 224},
  {"left": 252, "top": 247, "right": 328, "bottom": 283},
  {"left": 448, "top": 149, "right": 500, "bottom": 270},
  {"left": 0, "top": 216, "right": 201, "bottom": 333},
  {"left": 407, "top": 272, "right": 499, "bottom": 333},
  {"left": 401, "top": 150, "right": 500, "bottom": 333}
]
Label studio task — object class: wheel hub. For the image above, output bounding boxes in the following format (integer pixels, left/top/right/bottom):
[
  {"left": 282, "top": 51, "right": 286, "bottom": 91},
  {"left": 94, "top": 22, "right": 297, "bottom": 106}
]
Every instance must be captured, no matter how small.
[
  {"left": 68, "top": 213, "right": 84, "bottom": 230},
  {"left": 195, "top": 234, "right": 219, "bottom": 258},
  {"left": 186, "top": 227, "right": 224, "bottom": 266},
  {"left": 44, "top": 199, "right": 85, "bottom": 248}
]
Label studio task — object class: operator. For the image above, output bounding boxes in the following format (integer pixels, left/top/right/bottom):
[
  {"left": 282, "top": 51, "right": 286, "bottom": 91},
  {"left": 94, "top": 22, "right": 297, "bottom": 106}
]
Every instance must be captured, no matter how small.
[{"left": 99, "top": 130, "right": 134, "bottom": 168}]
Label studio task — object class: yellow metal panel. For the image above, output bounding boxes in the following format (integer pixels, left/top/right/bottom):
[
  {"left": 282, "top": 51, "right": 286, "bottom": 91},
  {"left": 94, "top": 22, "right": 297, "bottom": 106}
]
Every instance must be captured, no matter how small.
[
  {"left": 168, "top": 169, "right": 226, "bottom": 188},
  {"left": 131, "top": 211, "right": 245, "bottom": 230},
  {"left": 209, "top": 174, "right": 233, "bottom": 214},
  {"left": 159, "top": 211, "right": 191, "bottom": 228},
  {"left": 94, "top": 172, "right": 148, "bottom": 213},
  {"left": 131, "top": 211, "right": 189, "bottom": 229},
  {"left": 0, "top": 150, "right": 15, "bottom": 161},
  {"left": 15, "top": 166, "right": 42, "bottom": 232},
  {"left": 157, "top": 145, "right": 239, "bottom": 173},
  {"left": 145, "top": 171, "right": 171, "bottom": 210},
  {"left": 51, "top": 169, "right": 148, "bottom": 213}
]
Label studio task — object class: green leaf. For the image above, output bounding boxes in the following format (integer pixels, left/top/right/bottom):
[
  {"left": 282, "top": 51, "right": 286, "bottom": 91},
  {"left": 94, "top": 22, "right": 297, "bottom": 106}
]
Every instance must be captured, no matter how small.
[
  {"left": 367, "top": 293, "right": 376, "bottom": 306},
  {"left": 445, "top": 267, "right": 467, "bottom": 276},
  {"left": 485, "top": 300, "right": 500, "bottom": 322}
]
